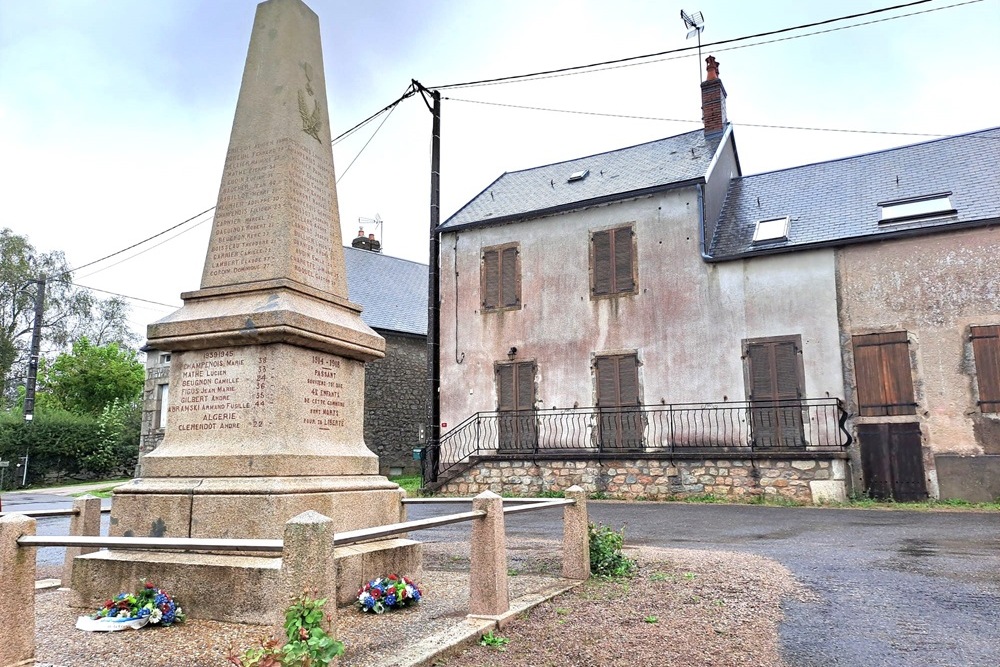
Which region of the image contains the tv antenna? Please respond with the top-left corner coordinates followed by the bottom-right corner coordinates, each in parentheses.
top-left (358, 213), bottom-right (383, 250)
top-left (680, 9), bottom-right (706, 81)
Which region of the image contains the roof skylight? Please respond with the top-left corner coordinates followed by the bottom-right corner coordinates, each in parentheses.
top-left (752, 216), bottom-right (789, 243)
top-left (568, 169), bottom-right (589, 182)
top-left (879, 194), bottom-right (955, 223)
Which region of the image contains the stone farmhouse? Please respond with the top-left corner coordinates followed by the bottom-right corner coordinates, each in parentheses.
top-left (140, 235), bottom-right (427, 477)
top-left (429, 56), bottom-right (1000, 503)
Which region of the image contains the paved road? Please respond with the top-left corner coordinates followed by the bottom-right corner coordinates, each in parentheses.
top-left (2, 492), bottom-right (112, 569)
top-left (407, 501), bottom-right (1000, 667)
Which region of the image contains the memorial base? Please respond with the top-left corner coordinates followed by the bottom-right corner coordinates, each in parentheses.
top-left (70, 538), bottom-right (423, 624)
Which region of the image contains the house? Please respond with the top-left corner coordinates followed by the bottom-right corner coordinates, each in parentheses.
top-left (433, 57), bottom-right (850, 503)
top-left (139, 235), bottom-right (428, 477)
top-left (431, 55), bottom-right (1000, 503)
top-left (710, 127), bottom-right (1000, 501)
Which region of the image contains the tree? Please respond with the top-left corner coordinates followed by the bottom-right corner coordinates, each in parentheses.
top-left (0, 228), bottom-right (138, 404)
top-left (39, 338), bottom-right (144, 417)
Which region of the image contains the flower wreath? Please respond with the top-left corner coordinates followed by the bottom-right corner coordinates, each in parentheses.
top-left (356, 574), bottom-right (422, 614)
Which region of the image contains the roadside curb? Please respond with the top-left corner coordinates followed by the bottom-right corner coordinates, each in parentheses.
top-left (386, 579), bottom-right (583, 667)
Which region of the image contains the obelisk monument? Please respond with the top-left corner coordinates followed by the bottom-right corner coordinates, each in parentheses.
top-left (109, 0), bottom-right (403, 540)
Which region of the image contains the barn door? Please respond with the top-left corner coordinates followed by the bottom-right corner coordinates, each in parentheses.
top-left (744, 337), bottom-right (805, 448)
top-left (496, 361), bottom-right (536, 451)
top-left (596, 354), bottom-right (643, 450)
top-left (857, 422), bottom-right (926, 500)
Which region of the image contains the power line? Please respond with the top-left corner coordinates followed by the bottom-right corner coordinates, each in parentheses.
top-left (443, 96), bottom-right (954, 139)
top-left (77, 215), bottom-right (214, 280)
top-left (429, 0), bottom-right (960, 90)
top-left (336, 85), bottom-right (410, 183)
top-left (333, 86), bottom-right (416, 145)
top-left (54, 279), bottom-right (180, 309)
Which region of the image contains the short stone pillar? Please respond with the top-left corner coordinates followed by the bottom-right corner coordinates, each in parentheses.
top-left (63, 494), bottom-right (102, 585)
top-left (562, 486), bottom-right (590, 580)
top-left (282, 511), bottom-right (338, 635)
top-left (1, 514), bottom-right (36, 667)
top-left (469, 490), bottom-right (509, 616)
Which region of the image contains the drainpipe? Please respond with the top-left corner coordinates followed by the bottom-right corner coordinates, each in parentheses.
top-left (696, 183), bottom-right (713, 262)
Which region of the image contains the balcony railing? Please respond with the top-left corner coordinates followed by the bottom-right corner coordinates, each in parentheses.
top-left (427, 398), bottom-right (850, 484)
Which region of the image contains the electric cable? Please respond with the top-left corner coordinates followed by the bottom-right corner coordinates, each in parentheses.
top-left (336, 84), bottom-right (410, 183)
top-left (52, 279), bottom-right (180, 309)
top-left (77, 215), bottom-right (214, 280)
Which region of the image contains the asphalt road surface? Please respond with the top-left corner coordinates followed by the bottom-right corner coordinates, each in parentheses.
top-left (11, 494), bottom-right (1000, 666)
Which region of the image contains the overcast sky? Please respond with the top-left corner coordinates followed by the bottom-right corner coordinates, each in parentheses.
top-left (1, 0), bottom-right (997, 341)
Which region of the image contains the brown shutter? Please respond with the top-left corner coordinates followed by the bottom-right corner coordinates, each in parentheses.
top-left (773, 341), bottom-right (801, 399)
top-left (595, 356), bottom-right (617, 407)
top-left (853, 334), bottom-right (887, 416)
top-left (972, 325), bottom-right (1000, 412)
top-left (516, 362), bottom-right (534, 410)
top-left (613, 227), bottom-right (634, 292)
top-left (483, 249), bottom-right (500, 309)
top-left (592, 230), bottom-right (612, 295)
top-left (501, 246), bottom-right (519, 307)
top-left (496, 364), bottom-right (515, 411)
top-left (852, 332), bottom-right (915, 417)
top-left (617, 355), bottom-right (640, 405)
top-left (747, 343), bottom-right (773, 401)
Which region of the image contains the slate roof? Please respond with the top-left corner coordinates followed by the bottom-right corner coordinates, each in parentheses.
top-left (343, 246), bottom-right (427, 336)
top-left (441, 129), bottom-right (726, 230)
top-left (709, 127), bottom-right (1000, 260)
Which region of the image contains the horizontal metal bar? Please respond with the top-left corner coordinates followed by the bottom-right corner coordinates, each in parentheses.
top-left (335, 510), bottom-right (486, 546)
top-left (18, 535), bottom-right (284, 552)
top-left (402, 497), bottom-right (566, 504)
top-left (0, 508), bottom-right (111, 519)
top-left (503, 499), bottom-right (574, 515)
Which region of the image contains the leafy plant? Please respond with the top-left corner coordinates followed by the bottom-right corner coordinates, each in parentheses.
top-left (228, 591), bottom-right (344, 666)
top-left (643, 615), bottom-right (659, 623)
top-left (588, 522), bottom-right (637, 578)
top-left (479, 631), bottom-right (510, 651)
top-left (649, 572), bottom-right (671, 582)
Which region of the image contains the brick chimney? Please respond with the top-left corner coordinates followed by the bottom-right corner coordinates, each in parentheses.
top-left (700, 55), bottom-right (727, 137)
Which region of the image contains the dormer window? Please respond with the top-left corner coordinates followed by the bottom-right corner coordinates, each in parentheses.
top-left (752, 216), bottom-right (789, 243)
top-left (879, 193), bottom-right (955, 223)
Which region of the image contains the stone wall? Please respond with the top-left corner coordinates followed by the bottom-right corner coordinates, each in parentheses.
top-left (437, 456), bottom-right (848, 504)
top-left (363, 331), bottom-right (426, 476)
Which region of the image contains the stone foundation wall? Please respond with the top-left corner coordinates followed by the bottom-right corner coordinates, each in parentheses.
top-left (363, 332), bottom-right (426, 476)
top-left (438, 457), bottom-right (848, 504)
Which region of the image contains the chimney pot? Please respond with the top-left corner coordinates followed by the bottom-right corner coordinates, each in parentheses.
top-left (700, 55), bottom-right (727, 137)
top-left (369, 233), bottom-right (375, 240)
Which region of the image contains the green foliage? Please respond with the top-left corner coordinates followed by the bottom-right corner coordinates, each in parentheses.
top-left (389, 474), bottom-right (422, 495)
top-left (588, 522), bottom-right (637, 578)
top-left (229, 592), bottom-right (344, 666)
top-left (479, 631), bottom-right (510, 651)
top-left (643, 615), bottom-right (659, 623)
top-left (40, 338), bottom-right (143, 417)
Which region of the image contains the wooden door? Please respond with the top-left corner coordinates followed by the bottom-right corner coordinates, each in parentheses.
top-left (858, 422), bottom-right (926, 500)
top-left (596, 354), bottom-right (643, 450)
top-left (745, 337), bottom-right (804, 448)
top-left (496, 361), bottom-right (536, 451)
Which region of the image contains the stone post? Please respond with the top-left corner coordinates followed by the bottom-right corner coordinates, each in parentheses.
top-left (1, 514), bottom-right (36, 667)
top-left (63, 494), bottom-right (102, 585)
top-left (469, 490), bottom-right (509, 616)
top-left (282, 511), bottom-right (338, 636)
top-left (562, 485), bottom-right (590, 580)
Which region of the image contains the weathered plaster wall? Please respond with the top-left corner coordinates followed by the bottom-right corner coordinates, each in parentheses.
top-left (439, 188), bottom-right (843, 441)
top-left (437, 456), bottom-right (848, 504)
top-left (837, 226), bottom-right (1000, 494)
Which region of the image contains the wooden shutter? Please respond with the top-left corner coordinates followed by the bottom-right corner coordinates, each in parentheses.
top-left (496, 363), bottom-right (515, 411)
top-left (596, 354), bottom-right (640, 406)
top-left (595, 356), bottom-right (617, 406)
top-left (613, 227), bottom-right (634, 292)
top-left (501, 246), bottom-right (519, 307)
top-left (852, 332), bottom-right (916, 417)
top-left (971, 325), bottom-right (1000, 412)
top-left (746, 339), bottom-right (801, 401)
top-left (483, 249), bottom-right (500, 309)
top-left (592, 230), bottom-right (612, 295)
top-left (516, 362), bottom-right (534, 410)
top-left (618, 354), bottom-right (640, 405)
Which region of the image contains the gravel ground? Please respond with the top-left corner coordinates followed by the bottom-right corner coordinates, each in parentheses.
top-left (33, 541), bottom-right (799, 666)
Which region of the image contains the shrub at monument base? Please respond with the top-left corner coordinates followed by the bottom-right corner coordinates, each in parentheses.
top-left (228, 592), bottom-right (344, 667)
top-left (588, 522), bottom-right (637, 577)
top-left (356, 574), bottom-right (423, 614)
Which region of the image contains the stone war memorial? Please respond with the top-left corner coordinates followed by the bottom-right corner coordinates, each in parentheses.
top-left (71, 0), bottom-right (420, 623)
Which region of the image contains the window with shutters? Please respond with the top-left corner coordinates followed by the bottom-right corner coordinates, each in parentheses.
top-left (590, 225), bottom-right (637, 298)
top-left (852, 331), bottom-right (917, 417)
top-left (495, 361), bottom-right (537, 450)
top-left (481, 243), bottom-right (521, 311)
top-left (742, 336), bottom-right (805, 448)
top-left (594, 353), bottom-right (643, 449)
top-left (971, 325), bottom-right (1000, 413)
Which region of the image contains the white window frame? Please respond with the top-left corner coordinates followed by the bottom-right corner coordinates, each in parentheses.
top-left (752, 216), bottom-right (789, 243)
top-left (878, 194), bottom-right (955, 223)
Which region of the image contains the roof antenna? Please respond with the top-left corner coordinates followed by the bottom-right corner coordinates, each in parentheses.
top-left (680, 9), bottom-right (706, 83)
top-left (358, 214), bottom-right (383, 250)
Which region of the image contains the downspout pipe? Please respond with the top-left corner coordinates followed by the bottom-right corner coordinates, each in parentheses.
top-left (697, 183), bottom-right (712, 262)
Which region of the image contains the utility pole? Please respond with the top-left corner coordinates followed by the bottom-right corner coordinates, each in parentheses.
top-left (414, 80), bottom-right (442, 486)
top-left (23, 275), bottom-right (46, 423)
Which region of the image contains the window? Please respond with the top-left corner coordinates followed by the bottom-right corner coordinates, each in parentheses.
top-left (481, 243), bottom-right (520, 310)
top-left (743, 336), bottom-right (805, 448)
top-left (496, 361), bottom-right (536, 450)
top-left (971, 325), bottom-right (1000, 413)
top-left (852, 332), bottom-right (916, 416)
top-left (591, 226), bottom-right (636, 297)
top-left (752, 216), bottom-right (789, 243)
top-left (154, 383), bottom-right (169, 430)
top-left (879, 194), bottom-right (955, 223)
top-left (595, 353), bottom-right (643, 449)
top-left (159, 353), bottom-right (172, 365)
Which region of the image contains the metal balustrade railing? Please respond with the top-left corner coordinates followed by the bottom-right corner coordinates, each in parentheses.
top-left (428, 398), bottom-right (851, 485)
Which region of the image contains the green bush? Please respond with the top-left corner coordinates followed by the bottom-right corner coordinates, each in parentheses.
top-left (588, 522), bottom-right (637, 577)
